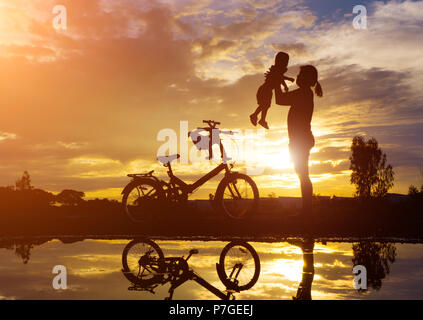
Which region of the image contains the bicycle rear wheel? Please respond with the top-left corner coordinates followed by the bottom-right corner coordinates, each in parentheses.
top-left (215, 173), bottom-right (259, 219)
top-left (122, 239), bottom-right (165, 286)
top-left (217, 241), bottom-right (260, 291)
top-left (122, 178), bottom-right (165, 223)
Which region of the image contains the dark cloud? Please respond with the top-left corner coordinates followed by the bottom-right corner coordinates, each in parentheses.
top-left (271, 42), bottom-right (309, 58)
top-left (317, 64), bottom-right (421, 122)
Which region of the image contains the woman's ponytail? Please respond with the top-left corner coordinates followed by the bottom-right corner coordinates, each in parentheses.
top-left (300, 65), bottom-right (323, 97)
top-left (315, 81), bottom-right (323, 97)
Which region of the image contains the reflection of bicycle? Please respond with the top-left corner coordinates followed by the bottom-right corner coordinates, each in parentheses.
top-left (121, 239), bottom-right (260, 300)
top-left (122, 120), bottom-right (259, 223)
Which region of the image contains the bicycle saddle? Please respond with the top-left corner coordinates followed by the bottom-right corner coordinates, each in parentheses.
top-left (157, 154), bottom-right (180, 165)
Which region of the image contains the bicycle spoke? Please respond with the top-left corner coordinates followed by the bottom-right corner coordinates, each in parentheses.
top-left (224, 246), bottom-right (255, 286)
top-left (220, 174), bottom-right (257, 219)
top-left (126, 243), bottom-right (162, 280)
top-left (140, 187), bottom-right (155, 198)
top-left (124, 181), bottom-right (163, 222)
top-left (139, 267), bottom-right (147, 278)
top-left (232, 181), bottom-right (242, 198)
top-left (136, 266), bottom-right (142, 278)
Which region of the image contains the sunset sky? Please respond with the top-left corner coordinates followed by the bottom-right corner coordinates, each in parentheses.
top-left (1, 0), bottom-right (422, 199)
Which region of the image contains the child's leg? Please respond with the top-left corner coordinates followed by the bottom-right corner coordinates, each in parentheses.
top-left (250, 104), bottom-right (261, 126)
top-left (251, 105), bottom-right (262, 117)
top-left (250, 85), bottom-right (267, 126)
top-left (258, 104), bottom-right (270, 129)
top-left (260, 104), bottom-right (270, 121)
top-left (257, 88), bottom-right (272, 129)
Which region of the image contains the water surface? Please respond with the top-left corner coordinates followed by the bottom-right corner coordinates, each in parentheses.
top-left (1, 238), bottom-right (422, 299)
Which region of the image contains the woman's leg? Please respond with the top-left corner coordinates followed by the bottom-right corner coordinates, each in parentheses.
top-left (298, 162), bottom-right (313, 217)
top-left (291, 146), bottom-right (313, 217)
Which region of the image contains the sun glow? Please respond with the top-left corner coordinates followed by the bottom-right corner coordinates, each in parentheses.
top-left (264, 147), bottom-right (293, 170)
top-left (265, 258), bottom-right (303, 282)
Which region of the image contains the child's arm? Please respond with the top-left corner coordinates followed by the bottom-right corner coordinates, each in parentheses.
top-left (281, 76), bottom-right (294, 92)
top-left (266, 67), bottom-right (294, 92)
top-left (281, 79), bottom-right (289, 93)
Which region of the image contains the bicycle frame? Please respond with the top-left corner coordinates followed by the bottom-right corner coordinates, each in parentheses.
top-left (167, 162), bottom-right (230, 195)
top-left (133, 252), bottom-right (234, 300)
top-left (122, 239), bottom-right (260, 300)
top-left (167, 269), bottom-right (233, 300)
top-left (123, 120), bottom-right (252, 210)
top-left (160, 257), bottom-right (233, 300)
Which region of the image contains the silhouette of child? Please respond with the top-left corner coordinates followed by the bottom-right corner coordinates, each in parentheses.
top-left (250, 52), bottom-right (294, 129)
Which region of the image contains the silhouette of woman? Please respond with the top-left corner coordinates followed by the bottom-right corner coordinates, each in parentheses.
top-left (274, 65), bottom-right (323, 219)
top-left (293, 238), bottom-right (315, 300)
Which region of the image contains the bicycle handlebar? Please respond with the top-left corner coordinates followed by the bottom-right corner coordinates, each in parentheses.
top-left (196, 127), bottom-right (235, 135)
top-left (202, 120), bottom-right (221, 127)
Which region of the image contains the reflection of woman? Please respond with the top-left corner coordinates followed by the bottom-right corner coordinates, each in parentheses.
top-left (292, 239), bottom-right (315, 300)
top-left (274, 66), bottom-right (323, 219)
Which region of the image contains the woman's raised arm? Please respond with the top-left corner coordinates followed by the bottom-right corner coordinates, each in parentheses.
top-left (274, 85), bottom-right (296, 106)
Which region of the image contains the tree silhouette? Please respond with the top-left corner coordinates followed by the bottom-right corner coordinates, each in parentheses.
top-left (56, 189), bottom-right (85, 206)
top-left (14, 243), bottom-right (33, 264)
top-left (408, 185), bottom-right (419, 196)
top-left (408, 184), bottom-right (423, 204)
top-left (408, 184), bottom-right (423, 196)
top-left (349, 136), bottom-right (394, 199)
top-left (0, 239), bottom-right (53, 264)
top-left (30, 188), bottom-right (56, 206)
top-left (15, 171), bottom-right (33, 191)
top-left (352, 242), bottom-right (397, 290)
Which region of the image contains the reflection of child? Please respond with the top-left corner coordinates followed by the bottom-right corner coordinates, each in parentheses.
top-left (250, 52), bottom-right (294, 129)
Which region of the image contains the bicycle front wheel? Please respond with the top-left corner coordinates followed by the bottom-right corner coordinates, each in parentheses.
top-left (217, 241), bottom-right (260, 291)
top-left (215, 173), bottom-right (259, 219)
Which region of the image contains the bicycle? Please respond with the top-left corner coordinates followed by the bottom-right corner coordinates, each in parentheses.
top-left (121, 120), bottom-right (259, 223)
top-left (121, 238), bottom-right (261, 300)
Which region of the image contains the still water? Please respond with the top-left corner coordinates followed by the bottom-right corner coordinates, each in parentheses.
top-left (0, 238), bottom-right (422, 300)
